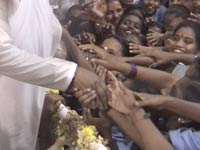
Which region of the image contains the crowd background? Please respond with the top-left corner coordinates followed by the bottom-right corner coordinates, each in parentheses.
top-left (42, 0), bottom-right (200, 150)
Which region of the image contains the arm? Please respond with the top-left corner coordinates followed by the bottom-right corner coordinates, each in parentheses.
top-left (62, 28), bottom-right (94, 71)
top-left (106, 73), bottom-right (172, 150)
top-left (137, 94), bottom-right (200, 124)
top-left (0, 25), bottom-right (77, 91)
top-left (129, 108), bottom-right (172, 150)
top-left (92, 59), bottom-right (178, 91)
top-left (163, 97), bottom-right (200, 123)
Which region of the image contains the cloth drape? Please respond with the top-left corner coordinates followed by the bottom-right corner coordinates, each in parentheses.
top-left (0, 0), bottom-right (77, 150)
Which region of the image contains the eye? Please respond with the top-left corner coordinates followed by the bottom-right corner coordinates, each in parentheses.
top-left (184, 38), bottom-right (193, 44)
top-left (134, 23), bottom-right (140, 29)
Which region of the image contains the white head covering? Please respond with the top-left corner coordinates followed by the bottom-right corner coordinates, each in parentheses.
top-left (9, 0), bottom-right (62, 57)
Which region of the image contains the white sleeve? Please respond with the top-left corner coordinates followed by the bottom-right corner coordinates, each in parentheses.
top-left (0, 17), bottom-right (77, 92)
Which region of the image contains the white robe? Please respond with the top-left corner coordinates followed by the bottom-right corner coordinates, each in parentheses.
top-left (0, 0), bottom-right (77, 149)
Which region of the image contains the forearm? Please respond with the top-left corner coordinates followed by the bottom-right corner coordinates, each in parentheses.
top-left (128, 56), bottom-right (154, 66)
top-left (136, 66), bottom-right (178, 91)
top-left (109, 61), bottom-right (177, 91)
top-left (173, 53), bottom-right (194, 64)
top-left (107, 109), bottom-right (144, 148)
top-left (62, 28), bottom-right (93, 71)
top-left (129, 108), bottom-right (172, 150)
top-left (163, 97), bottom-right (200, 123)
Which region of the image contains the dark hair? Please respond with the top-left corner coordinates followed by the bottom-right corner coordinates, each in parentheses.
top-left (148, 22), bottom-right (165, 33)
top-left (123, 5), bottom-right (144, 19)
top-left (164, 5), bottom-right (190, 24)
top-left (104, 35), bottom-right (129, 56)
top-left (174, 20), bottom-right (200, 52)
top-left (117, 6), bottom-right (145, 34)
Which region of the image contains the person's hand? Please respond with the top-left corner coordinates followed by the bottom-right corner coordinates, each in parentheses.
top-left (95, 22), bottom-right (116, 37)
top-left (79, 44), bottom-right (110, 60)
top-left (146, 31), bottom-right (164, 47)
top-left (71, 67), bottom-right (108, 110)
top-left (145, 17), bottom-right (155, 26)
top-left (129, 42), bottom-right (151, 54)
top-left (135, 95), bottom-right (171, 109)
top-left (44, 94), bottom-right (64, 116)
top-left (73, 32), bottom-right (96, 45)
top-left (131, 49), bottom-right (176, 68)
top-left (188, 13), bottom-right (200, 24)
top-left (74, 88), bottom-right (97, 107)
top-left (83, 108), bottom-right (112, 138)
top-left (106, 71), bottom-right (136, 114)
top-left (95, 65), bottom-right (108, 83)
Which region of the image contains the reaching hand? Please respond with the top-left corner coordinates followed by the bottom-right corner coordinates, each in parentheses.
top-left (146, 31), bottom-right (164, 47)
top-left (95, 22), bottom-right (116, 37)
top-left (106, 71), bottom-right (136, 114)
top-left (94, 65), bottom-right (108, 84)
top-left (71, 67), bottom-right (108, 110)
top-left (131, 49), bottom-right (175, 68)
top-left (134, 93), bottom-right (171, 109)
top-left (188, 13), bottom-right (200, 24)
top-left (79, 44), bottom-right (109, 60)
top-left (73, 32), bottom-right (96, 45)
top-left (74, 88), bottom-right (97, 106)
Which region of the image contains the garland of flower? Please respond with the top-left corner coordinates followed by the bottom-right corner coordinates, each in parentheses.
top-left (46, 89), bottom-right (109, 150)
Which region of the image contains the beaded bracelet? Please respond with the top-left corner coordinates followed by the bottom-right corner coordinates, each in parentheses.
top-left (128, 63), bottom-right (137, 78)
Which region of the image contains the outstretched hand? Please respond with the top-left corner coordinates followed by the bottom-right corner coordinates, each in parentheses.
top-left (106, 71), bottom-right (136, 114)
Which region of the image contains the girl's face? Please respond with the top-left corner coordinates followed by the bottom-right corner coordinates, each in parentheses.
top-left (164, 14), bottom-right (185, 32)
top-left (118, 15), bottom-right (142, 36)
top-left (172, 27), bottom-right (197, 54)
top-left (105, 1), bottom-right (124, 25)
top-left (102, 37), bottom-right (124, 56)
top-left (192, 0), bottom-right (200, 14)
top-left (143, 0), bottom-right (160, 16)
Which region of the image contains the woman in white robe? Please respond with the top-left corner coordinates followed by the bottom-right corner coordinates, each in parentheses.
top-left (0, 0), bottom-right (90, 149)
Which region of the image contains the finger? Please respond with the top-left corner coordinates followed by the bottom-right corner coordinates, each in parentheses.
top-left (118, 81), bottom-right (126, 94)
top-left (79, 91), bottom-right (96, 104)
top-left (74, 88), bottom-right (92, 98)
top-left (107, 71), bottom-right (118, 85)
top-left (91, 59), bottom-right (109, 68)
top-left (86, 108), bottom-right (93, 121)
top-left (95, 82), bottom-right (108, 110)
top-left (148, 39), bottom-right (157, 44)
top-left (90, 100), bottom-right (96, 109)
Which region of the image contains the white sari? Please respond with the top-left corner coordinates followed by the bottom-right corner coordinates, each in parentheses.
top-left (0, 0), bottom-right (77, 149)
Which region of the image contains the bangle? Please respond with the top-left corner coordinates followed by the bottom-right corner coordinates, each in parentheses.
top-left (128, 63), bottom-right (137, 78)
top-left (194, 55), bottom-right (200, 64)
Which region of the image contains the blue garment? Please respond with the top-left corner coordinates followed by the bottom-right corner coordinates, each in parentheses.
top-left (153, 5), bottom-right (167, 25)
top-left (112, 126), bottom-right (136, 150)
top-left (169, 128), bottom-right (200, 150)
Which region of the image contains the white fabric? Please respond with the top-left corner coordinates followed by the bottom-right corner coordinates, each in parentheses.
top-left (172, 62), bottom-right (189, 78)
top-left (50, 0), bottom-right (80, 21)
top-left (0, 0), bottom-right (77, 150)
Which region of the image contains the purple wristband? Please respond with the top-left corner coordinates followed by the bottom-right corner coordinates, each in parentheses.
top-left (128, 63), bottom-right (137, 78)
